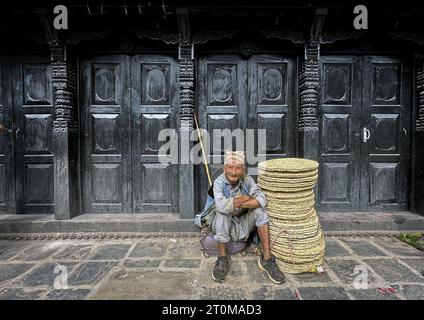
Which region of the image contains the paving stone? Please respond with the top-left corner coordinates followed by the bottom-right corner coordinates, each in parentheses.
top-left (0, 288), bottom-right (46, 300)
top-left (373, 238), bottom-right (424, 257)
top-left (340, 239), bottom-right (387, 257)
top-left (400, 258), bottom-right (424, 277)
top-left (68, 261), bottom-right (118, 285)
top-left (392, 285), bottom-right (424, 300)
top-left (197, 287), bottom-right (247, 300)
top-left (165, 240), bottom-right (202, 259)
top-left (46, 289), bottom-right (91, 300)
top-left (0, 263), bottom-right (34, 283)
top-left (325, 239), bottom-right (351, 257)
top-left (52, 245), bottom-right (93, 260)
top-left (348, 288), bottom-right (400, 300)
top-left (14, 242), bottom-right (65, 261)
top-left (163, 259), bottom-right (201, 269)
top-left (0, 242), bottom-right (31, 261)
top-left (273, 288), bottom-right (298, 300)
top-left (129, 241), bottom-right (167, 258)
top-left (16, 262), bottom-right (77, 287)
top-left (89, 270), bottom-right (194, 299)
top-left (252, 286), bottom-right (273, 300)
top-left (292, 271), bottom-right (333, 284)
top-left (123, 259), bottom-right (162, 268)
top-left (364, 259), bottom-right (424, 283)
top-left (298, 286), bottom-right (350, 300)
top-left (229, 261), bottom-right (244, 278)
top-left (326, 259), bottom-right (379, 287)
top-left (88, 244), bottom-right (132, 260)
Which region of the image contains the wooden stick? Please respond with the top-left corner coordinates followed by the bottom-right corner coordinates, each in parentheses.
top-left (193, 113), bottom-right (212, 187)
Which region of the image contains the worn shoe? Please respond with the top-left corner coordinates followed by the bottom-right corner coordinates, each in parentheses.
top-left (258, 255), bottom-right (286, 284)
top-left (212, 255), bottom-right (231, 283)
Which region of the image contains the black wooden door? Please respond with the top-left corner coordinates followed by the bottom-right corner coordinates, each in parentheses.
top-left (360, 56), bottom-right (410, 210)
top-left (81, 55), bottom-right (132, 213)
top-left (0, 56), bottom-right (15, 213)
top-left (197, 54), bottom-right (297, 210)
top-left (130, 55), bottom-right (178, 213)
top-left (197, 54), bottom-right (247, 211)
top-left (12, 56), bottom-right (54, 213)
top-left (318, 56), bottom-right (411, 211)
top-left (318, 56), bottom-right (362, 211)
top-left (248, 55), bottom-right (297, 162)
top-left (81, 54), bottom-right (178, 213)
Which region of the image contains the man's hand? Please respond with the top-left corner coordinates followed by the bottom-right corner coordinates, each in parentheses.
top-left (233, 195), bottom-right (251, 208)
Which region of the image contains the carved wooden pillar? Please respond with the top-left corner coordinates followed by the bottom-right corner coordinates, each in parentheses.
top-left (413, 54), bottom-right (424, 215)
top-left (36, 9), bottom-right (80, 219)
top-left (298, 41), bottom-right (320, 161)
top-left (416, 56), bottom-right (424, 132)
top-left (178, 41), bottom-right (195, 218)
top-left (50, 41), bottom-right (80, 220)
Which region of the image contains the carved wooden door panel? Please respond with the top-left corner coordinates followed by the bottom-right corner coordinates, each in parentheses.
top-left (130, 55), bottom-right (178, 213)
top-left (0, 56), bottom-right (15, 213)
top-left (197, 55), bottom-right (248, 210)
top-left (360, 56), bottom-right (410, 210)
top-left (12, 56), bottom-right (54, 213)
top-left (318, 56), bottom-right (362, 211)
top-left (197, 54), bottom-right (297, 211)
top-left (318, 56), bottom-right (410, 211)
top-left (248, 54), bottom-right (297, 166)
top-left (81, 55), bottom-right (132, 213)
top-left (81, 55), bottom-right (178, 213)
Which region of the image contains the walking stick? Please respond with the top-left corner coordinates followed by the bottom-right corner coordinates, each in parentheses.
top-left (193, 113), bottom-right (212, 187)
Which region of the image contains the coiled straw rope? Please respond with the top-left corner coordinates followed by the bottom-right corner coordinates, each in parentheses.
top-left (258, 158), bottom-right (325, 274)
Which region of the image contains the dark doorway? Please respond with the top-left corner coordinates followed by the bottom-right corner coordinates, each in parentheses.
top-left (0, 55), bottom-right (54, 214)
top-left (318, 56), bottom-right (411, 211)
top-left (196, 54), bottom-right (298, 211)
top-left (80, 54), bottom-right (179, 213)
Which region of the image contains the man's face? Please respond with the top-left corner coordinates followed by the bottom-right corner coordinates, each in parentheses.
top-left (224, 158), bottom-right (245, 186)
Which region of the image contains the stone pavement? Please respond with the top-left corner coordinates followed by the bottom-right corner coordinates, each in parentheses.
top-left (0, 235), bottom-right (423, 300)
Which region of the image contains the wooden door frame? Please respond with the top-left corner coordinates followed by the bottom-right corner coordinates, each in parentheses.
top-left (0, 55), bottom-right (15, 214)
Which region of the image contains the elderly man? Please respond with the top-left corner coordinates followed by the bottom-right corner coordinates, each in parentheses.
top-left (210, 151), bottom-right (286, 284)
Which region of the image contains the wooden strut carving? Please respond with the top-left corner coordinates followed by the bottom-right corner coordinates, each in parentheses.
top-left (36, 10), bottom-right (77, 133)
top-left (51, 59), bottom-right (77, 133)
top-left (299, 41), bottom-right (320, 132)
top-left (178, 42), bottom-right (195, 130)
top-left (416, 55), bottom-right (424, 131)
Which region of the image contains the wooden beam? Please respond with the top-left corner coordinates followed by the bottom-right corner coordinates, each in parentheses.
top-left (176, 7), bottom-right (190, 42)
top-left (310, 8), bottom-right (328, 42)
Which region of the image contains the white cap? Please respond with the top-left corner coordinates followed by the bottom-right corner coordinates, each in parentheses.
top-left (224, 150), bottom-right (245, 165)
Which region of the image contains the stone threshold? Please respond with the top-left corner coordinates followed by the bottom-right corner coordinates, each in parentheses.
top-left (0, 211), bottom-right (422, 234)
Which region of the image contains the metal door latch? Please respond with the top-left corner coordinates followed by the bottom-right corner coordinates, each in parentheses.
top-left (362, 127), bottom-right (370, 142)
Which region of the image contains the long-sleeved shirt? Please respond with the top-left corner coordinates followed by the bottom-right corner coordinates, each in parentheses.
top-left (213, 173), bottom-right (267, 216)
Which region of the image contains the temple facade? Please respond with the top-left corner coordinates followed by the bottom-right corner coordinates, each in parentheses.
top-left (0, 0), bottom-right (423, 220)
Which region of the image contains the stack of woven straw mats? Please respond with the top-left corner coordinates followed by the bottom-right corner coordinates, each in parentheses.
top-left (257, 158), bottom-right (325, 274)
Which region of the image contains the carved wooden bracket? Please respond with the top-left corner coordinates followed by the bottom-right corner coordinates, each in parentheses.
top-left (34, 7), bottom-right (66, 62)
top-left (310, 8), bottom-right (328, 42)
top-left (177, 7), bottom-right (191, 43)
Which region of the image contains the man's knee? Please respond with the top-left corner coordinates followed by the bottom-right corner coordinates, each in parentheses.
top-left (212, 211), bottom-right (232, 243)
top-left (251, 207), bottom-right (269, 227)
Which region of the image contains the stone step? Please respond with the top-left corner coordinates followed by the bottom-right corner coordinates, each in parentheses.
top-left (318, 211), bottom-right (424, 232)
top-left (0, 212), bottom-right (423, 234)
top-left (0, 214), bottom-right (199, 234)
